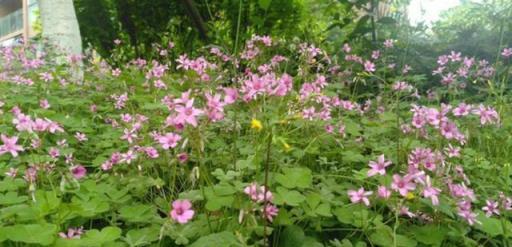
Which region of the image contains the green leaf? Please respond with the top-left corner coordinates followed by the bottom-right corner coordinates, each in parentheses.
top-left (278, 225), bottom-right (305, 247)
top-left (369, 228), bottom-right (393, 247)
top-left (0, 178), bottom-right (26, 192)
top-left (81, 226), bottom-right (122, 246)
top-left (475, 213), bottom-right (504, 237)
top-left (258, 0), bottom-right (272, 10)
top-left (1, 224), bottom-right (58, 246)
top-left (274, 187), bottom-right (305, 206)
top-left (275, 167), bottom-right (312, 189)
top-left (124, 226), bottom-right (160, 246)
top-left (119, 204), bottom-right (156, 223)
top-left (205, 196), bottom-right (234, 211)
top-left (411, 225), bottom-right (447, 246)
top-left (0, 191), bottom-right (28, 205)
top-left (0, 204), bottom-right (37, 221)
top-left (333, 206), bottom-right (353, 224)
top-left (315, 203), bottom-right (332, 217)
top-left (189, 231), bottom-right (242, 247)
top-left (33, 190), bottom-right (61, 216)
top-left (73, 198), bottom-right (110, 217)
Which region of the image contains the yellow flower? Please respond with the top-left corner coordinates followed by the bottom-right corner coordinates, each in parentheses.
top-left (283, 142), bottom-right (291, 152)
top-left (251, 119), bottom-right (263, 131)
top-left (405, 192), bottom-right (415, 200)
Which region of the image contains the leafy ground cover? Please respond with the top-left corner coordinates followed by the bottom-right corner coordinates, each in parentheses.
top-left (0, 37), bottom-right (511, 246)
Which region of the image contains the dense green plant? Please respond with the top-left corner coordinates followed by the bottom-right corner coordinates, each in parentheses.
top-left (0, 34), bottom-right (511, 247)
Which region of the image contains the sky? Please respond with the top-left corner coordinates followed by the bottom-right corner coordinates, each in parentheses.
top-left (407, 0), bottom-right (462, 25)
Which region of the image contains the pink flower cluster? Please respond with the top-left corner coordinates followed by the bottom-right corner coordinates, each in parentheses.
top-left (244, 182), bottom-right (279, 222)
top-left (58, 227), bottom-right (84, 239)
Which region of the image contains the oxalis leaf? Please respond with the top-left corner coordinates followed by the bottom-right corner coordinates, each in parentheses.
top-left (1, 224), bottom-right (58, 246)
top-left (273, 187), bottom-right (305, 206)
top-left (410, 225), bottom-right (447, 246)
top-left (189, 231), bottom-right (242, 247)
top-left (475, 213), bottom-right (504, 237)
top-left (258, 0), bottom-right (272, 10)
top-left (119, 204), bottom-right (156, 223)
top-left (80, 226), bottom-right (122, 246)
top-left (275, 167), bottom-right (312, 189)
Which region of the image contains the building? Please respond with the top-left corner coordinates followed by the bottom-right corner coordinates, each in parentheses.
top-left (0, 0), bottom-right (37, 46)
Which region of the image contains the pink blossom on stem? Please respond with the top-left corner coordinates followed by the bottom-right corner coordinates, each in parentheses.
top-left (170, 199), bottom-right (195, 224)
top-left (391, 174), bottom-right (416, 197)
top-left (482, 200), bottom-right (500, 217)
top-left (367, 154), bottom-right (392, 177)
top-left (377, 186), bottom-right (391, 199)
top-left (502, 48), bottom-right (512, 58)
top-left (174, 99), bottom-right (204, 127)
top-left (75, 132), bottom-right (88, 142)
top-left (347, 187), bottom-right (373, 206)
top-left (263, 204), bottom-right (279, 222)
top-left (364, 60), bottom-right (376, 73)
top-left (422, 176), bottom-right (441, 206)
top-left (157, 132), bottom-right (182, 149)
top-left (70, 165), bottom-right (87, 179)
top-left (0, 134), bottom-right (24, 157)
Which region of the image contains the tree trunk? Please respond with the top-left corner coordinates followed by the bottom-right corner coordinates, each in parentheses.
top-left (38, 0), bottom-right (83, 81)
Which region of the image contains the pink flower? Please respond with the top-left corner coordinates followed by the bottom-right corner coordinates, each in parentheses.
top-left (157, 133), bottom-right (182, 149)
top-left (244, 183), bottom-right (273, 203)
top-left (347, 187), bottom-right (373, 206)
top-left (112, 68), bottom-right (121, 77)
top-left (342, 43), bottom-right (351, 53)
top-left (422, 176), bottom-right (441, 206)
top-left (70, 165), bottom-right (87, 179)
top-left (120, 113), bottom-right (132, 123)
top-left (263, 204), bottom-right (279, 222)
top-left (377, 186), bottom-right (391, 199)
top-left (49, 147), bottom-right (60, 159)
top-left (364, 60), bottom-right (376, 73)
top-left (177, 152), bottom-right (189, 164)
top-left (121, 150), bottom-right (137, 164)
top-left (223, 88), bottom-right (238, 104)
top-left (121, 128), bottom-right (137, 144)
top-left (0, 135), bottom-right (24, 157)
top-left (367, 154), bottom-right (392, 177)
top-left (383, 39), bottom-right (394, 48)
top-left (75, 132), bottom-right (88, 142)
top-left (472, 104), bottom-right (499, 125)
top-left (392, 81), bottom-right (412, 92)
top-left (399, 206), bottom-right (416, 218)
top-left (170, 199), bottom-right (195, 224)
top-left (502, 48), bottom-right (512, 58)
top-left (444, 144), bottom-right (461, 158)
top-left (144, 147), bottom-right (159, 159)
top-left (371, 50), bottom-right (380, 60)
top-left (5, 167), bottom-right (18, 177)
top-left (391, 174), bottom-right (416, 196)
top-left (12, 113), bottom-right (33, 132)
top-left (39, 72), bottom-right (53, 82)
top-left (482, 200), bottom-right (500, 217)
top-left (458, 209), bottom-right (479, 225)
top-left (39, 99), bottom-right (50, 109)
top-left (174, 99), bottom-right (204, 127)
top-left (452, 103), bottom-right (471, 117)
top-left (32, 118), bottom-right (48, 132)
top-left (59, 227), bottom-right (84, 239)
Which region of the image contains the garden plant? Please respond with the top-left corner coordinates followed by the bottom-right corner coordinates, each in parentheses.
top-left (0, 32), bottom-right (511, 247)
